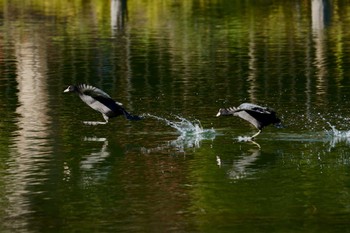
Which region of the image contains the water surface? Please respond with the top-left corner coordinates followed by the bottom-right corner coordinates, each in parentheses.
top-left (1, 0), bottom-right (350, 232)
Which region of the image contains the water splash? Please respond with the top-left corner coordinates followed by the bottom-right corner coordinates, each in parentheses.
top-left (325, 122), bottom-right (350, 147)
top-left (143, 113), bottom-right (216, 150)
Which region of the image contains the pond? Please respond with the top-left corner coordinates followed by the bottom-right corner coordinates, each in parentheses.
top-left (1, 0), bottom-right (350, 232)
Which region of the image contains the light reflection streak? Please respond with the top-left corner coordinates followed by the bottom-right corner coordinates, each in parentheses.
top-left (311, 0), bottom-right (331, 98)
top-left (247, 24), bottom-right (258, 103)
top-left (6, 33), bottom-right (51, 229)
top-left (110, 0), bottom-right (135, 126)
top-left (111, 0), bottom-right (127, 33)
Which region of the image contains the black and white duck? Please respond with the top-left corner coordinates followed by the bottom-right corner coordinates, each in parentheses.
top-left (64, 84), bottom-right (142, 124)
top-left (216, 103), bottom-right (282, 139)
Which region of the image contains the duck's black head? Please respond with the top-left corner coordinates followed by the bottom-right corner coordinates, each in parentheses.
top-left (63, 85), bottom-right (78, 93)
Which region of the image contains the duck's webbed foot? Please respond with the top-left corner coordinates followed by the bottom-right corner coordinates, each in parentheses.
top-left (250, 130), bottom-right (262, 140)
top-left (102, 114), bottom-right (109, 123)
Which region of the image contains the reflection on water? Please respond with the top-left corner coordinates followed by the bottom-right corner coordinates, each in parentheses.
top-left (312, 0), bottom-right (330, 98)
top-left (2, 0), bottom-right (350, 232)
top-left (81, 137), bottom-right (109, 170)
top-left (111, 0), bottom-right (127, 32)
top-left (79, 137), bottom-right (111, 184)
top-left (311, 0), bottom-right (331, 31)
top-left (247, 26), bottom-right (258, 103)
top-left (6, 29), bottom-right (51, 229)
top-left (217, 148), bottom-right (261, 180)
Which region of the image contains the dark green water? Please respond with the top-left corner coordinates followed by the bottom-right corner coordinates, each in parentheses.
top-left (1, 0), bottom-right (350, 232)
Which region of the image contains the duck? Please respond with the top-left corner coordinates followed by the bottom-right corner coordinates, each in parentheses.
top-left (64, 84), bottom-right (142, 124)
top-left (216, 103), bottom-right (282, 139)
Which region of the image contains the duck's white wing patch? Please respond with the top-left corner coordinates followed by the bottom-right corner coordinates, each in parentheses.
top-left (79, 94), bottom-right (112, 114)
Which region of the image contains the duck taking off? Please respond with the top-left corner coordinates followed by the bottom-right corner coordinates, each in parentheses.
top-left (216, 103), bottom-right (282, 139)
top-left (64, 84), bottom-right (142, 124)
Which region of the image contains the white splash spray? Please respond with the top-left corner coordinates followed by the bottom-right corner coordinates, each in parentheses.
top-left (325, 122), bottom-right (350, 147)
top-left (143, 113), bottom-right (216, 150)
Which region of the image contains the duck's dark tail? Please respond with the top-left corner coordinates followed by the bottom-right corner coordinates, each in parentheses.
top-left (123, 110), bottom-right (143, 121)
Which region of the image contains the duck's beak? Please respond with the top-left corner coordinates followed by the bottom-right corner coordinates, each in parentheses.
top-left (216, 111), bottom-right (221, 117)
top-left (63, 87), bottom-right (70, 93)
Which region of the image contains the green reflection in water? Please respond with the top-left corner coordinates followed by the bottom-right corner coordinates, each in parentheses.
top-left (1, 0), bottom-right (350, 232)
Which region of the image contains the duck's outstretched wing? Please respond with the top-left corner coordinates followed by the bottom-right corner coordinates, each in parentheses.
top-left (77, 84), bottom-right (112, 99)
top-left (83, 91), bottom-right (142, 120)
top-left (234, 104), bottom-right (280, 129)
top-left (236, 103), bottom-right (275, 115)
top-left (77, 84), bottom-right (142, 121)
top-left (75, 84), bottom-right (123, 116)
